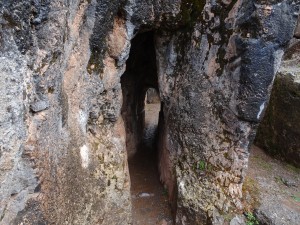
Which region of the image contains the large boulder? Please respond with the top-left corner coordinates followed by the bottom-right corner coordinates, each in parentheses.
top-left (255, 44), bottom-right (300, 168)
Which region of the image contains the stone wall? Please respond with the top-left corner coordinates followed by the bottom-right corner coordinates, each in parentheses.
top-left (155, 2), bottom-right (299, 223)
top-left (0, 0), bottom-right (299, 224)
top-left (0, 1), bottom-right (132, 224)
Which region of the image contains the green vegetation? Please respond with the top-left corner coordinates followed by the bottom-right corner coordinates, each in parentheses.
top-left (197, 160), bottom-right (206, 171)
top-left (292, 194), bottom-right (300, 202)
top-left (192, 160), bottom-right (214, 174)
top-left (245, 212), bottom-right (259, 225)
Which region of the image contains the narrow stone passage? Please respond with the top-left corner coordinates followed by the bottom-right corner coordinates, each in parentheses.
top-left (129, 103), bottom-right (173, 225)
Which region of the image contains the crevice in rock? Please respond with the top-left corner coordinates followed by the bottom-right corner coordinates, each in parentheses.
top-left (121, 31), bottom-right (173, 224)
top-left (121, 31), bottom-right (159, 158)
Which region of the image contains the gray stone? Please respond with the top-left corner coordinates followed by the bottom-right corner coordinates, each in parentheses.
top-left (230, 215), bottom-right (246, 225)
top-left (294, 15), bottom-right (300, 38)
top-left (255, 197), bottom-right (300, 225)
top-left (30, 99), bottom-right (50, 112)
top-left (255, 54), bottom-right (300, 168)
top-left (0, 0), bottom-right (299, 224)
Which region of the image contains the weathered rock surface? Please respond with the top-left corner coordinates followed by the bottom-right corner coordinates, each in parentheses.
top-left (255, 71), bottom-right (300, 167)
top-left (295, 14), bottom-right (300, 38)
top-left (155, 2), bottom-right (299, 224)
top-left (255, 30), bottom-right (300, 168)
top-left (0, 0), bottom-right (299, 224)
top-left (1, 1), bottom-right (131, 224)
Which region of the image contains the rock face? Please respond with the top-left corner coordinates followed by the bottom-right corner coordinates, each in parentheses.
top-left (255, 32), bottom-right (300, 168)
top-left (0, 0), bottom-right (299, 224)
top-left (0, 1), bottom-right (131, 224)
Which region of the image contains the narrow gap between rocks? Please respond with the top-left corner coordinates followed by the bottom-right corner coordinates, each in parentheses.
top-left (121, 32), bottom-right (173, 225)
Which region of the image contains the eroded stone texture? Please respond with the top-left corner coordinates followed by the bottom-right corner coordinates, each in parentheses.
top-left (1, 0), bottom-right (131, 224)
top-left (295, 14), bottom-right (300, 37)
top-left (155, 1), bottom-right (299, 224)
top-left (255, 36), bottom-right (300, 168)
top-left (0, 0), bottom-right (299, 224)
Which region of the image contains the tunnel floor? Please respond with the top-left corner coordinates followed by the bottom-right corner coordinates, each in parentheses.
top-left (129, 103), bottom-right (173, 225)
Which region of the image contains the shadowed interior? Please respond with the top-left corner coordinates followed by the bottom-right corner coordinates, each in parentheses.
top-left (121, 32), bottom-right (174, 224)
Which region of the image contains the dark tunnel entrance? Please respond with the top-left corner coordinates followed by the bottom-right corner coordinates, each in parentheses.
top-left (121, 32), bottom-right (173, 224)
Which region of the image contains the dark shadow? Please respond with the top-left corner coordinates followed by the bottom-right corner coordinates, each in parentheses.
top-left (121, 32), bottom-right (173, 224)
top-left (121, 31), bottom-right (159, 157)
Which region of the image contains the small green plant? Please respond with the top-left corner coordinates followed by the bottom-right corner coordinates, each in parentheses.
top-left (292, 194), bottom-right (300, 202)
top-left (245, 212), bottom-right (259, 225)
top-left (197, 160), bottom-right (206, 171)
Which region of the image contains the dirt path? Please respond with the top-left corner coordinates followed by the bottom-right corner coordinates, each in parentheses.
top-left (245, 145), bottom-right (300, 224)
top-left (129, 103), bottom-right (173, 225)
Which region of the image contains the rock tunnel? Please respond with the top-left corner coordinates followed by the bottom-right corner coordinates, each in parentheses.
top-left (121, 32), bottom-right (175, 223)
top-left (121, 32), bottom-right (160, 158)
top-left (0, 1), bottom-right (299, 225)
